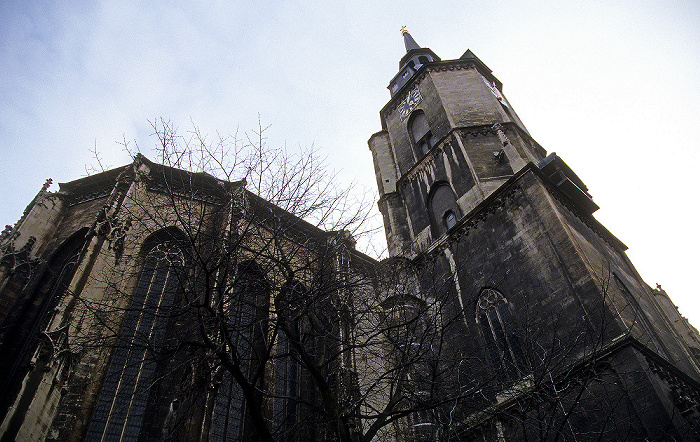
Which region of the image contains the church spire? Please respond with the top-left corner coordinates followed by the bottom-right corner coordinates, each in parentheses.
top-left (389, 29), bottom-right (441, 96)
top-left (401, 27), bottom-right (420, 52)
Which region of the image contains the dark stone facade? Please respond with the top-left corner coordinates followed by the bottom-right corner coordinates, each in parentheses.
top-left (369, 32), bottom-right (700, 440)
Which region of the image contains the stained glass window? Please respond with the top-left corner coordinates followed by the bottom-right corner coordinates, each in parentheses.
top-left (86, 242), bottom-right (184, 441)
top-left (210, 262), bottom-right (270, 441)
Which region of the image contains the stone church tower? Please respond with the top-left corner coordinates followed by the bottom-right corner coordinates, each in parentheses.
top-left (368, 31), bottom-right (700, 439)
top-left (1, 31), bottom-right (700, 441)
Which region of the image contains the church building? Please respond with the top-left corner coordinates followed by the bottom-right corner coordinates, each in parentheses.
top-left (0, 32), bottom-right (699, 441)
top-left (368, 31), bottom-right (700, 440)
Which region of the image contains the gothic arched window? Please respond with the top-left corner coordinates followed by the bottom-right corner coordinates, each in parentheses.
top-left (86, 241), bottom-right (185, 441)
top-left (476, 289), bottom-right (527, 382)
top-left (0, 228), bottom-right (86, 422)
top-left (407, 111), bottom-right (434, 157)
top-left (271, 280), bottom-right (312, 438)
top-left (427, 183), bottom-right (461, 238)
top-left (210, 261), bottom-right (270, 441)
top-left (273, 329), bottom-right (299, 438)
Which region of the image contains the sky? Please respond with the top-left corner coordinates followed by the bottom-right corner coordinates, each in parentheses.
top-left (1, 1), bottom-right (699, 325)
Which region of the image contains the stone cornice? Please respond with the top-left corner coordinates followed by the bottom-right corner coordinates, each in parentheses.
top-left (417, 177), bottom-right (524, 260)
top-left (532, 166), bottom-right (626, 251)
top-left (396, 133), bottom-right (454, 189)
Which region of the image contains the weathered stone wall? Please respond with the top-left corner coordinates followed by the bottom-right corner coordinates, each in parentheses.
top-left (405, 168), bottom-right (700, 437)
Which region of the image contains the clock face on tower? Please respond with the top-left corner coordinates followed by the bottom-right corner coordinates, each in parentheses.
top-left (398, 88), bottom-right (423, 121)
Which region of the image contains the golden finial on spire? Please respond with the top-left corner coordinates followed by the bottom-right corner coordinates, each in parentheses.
top-left (400, 26), bottom-right (408, 35)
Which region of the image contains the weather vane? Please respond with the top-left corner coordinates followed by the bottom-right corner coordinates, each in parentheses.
top-left (400, 26), bottom-right (408, 35)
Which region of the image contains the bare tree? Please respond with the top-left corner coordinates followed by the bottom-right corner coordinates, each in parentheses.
top-left (3, 119), bottom-right (700, 442)
top-left (7, 119), bottom-right (472, 442)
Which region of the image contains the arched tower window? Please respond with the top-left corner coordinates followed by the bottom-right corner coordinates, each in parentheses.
top-left (407, 111), bottom-right (434, 157)
top-left (427, 183), bottom-right (461, 238)
top-left (86, 241), bottom-right (185, 441)
top-left (476, 289), bottom-right (527, 382)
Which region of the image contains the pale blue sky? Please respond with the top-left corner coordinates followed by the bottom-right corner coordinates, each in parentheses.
top-left (1, 0), bottom-right (699, 323)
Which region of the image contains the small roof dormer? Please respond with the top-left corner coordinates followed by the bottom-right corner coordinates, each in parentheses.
top-left (388, 29), bottom-right (440, 97)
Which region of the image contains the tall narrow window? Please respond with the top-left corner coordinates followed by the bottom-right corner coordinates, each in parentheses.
top-left (476, 289), bottom-right (527, 382)
top-left (273, 331), bottom-right (298, 439)
top-left (408, 111), bottom-right (434, 157)
top-left (210, 261), bottom-right (270, 441)
top-left (210, 366), bottom-right (246, 442)
top-left (271, 281), bottom-right (309, 439)
top-left (86, 242), bottom-right (184, 441)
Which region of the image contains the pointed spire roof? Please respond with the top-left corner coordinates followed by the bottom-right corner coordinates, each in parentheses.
top-left (402, 28), bottom-right (420, 52)
top-left (389, 30), bottom-right (441, 96)
top-left (397, 29), bottom-right (440, 69)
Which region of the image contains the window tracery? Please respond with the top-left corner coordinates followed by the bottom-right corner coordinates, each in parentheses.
top-left (86, 241), bottom-right (185, 441)
top-left (210, 261), bottom-right (270, 441)
top-left (476, 289), bottom-right (527, 382)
